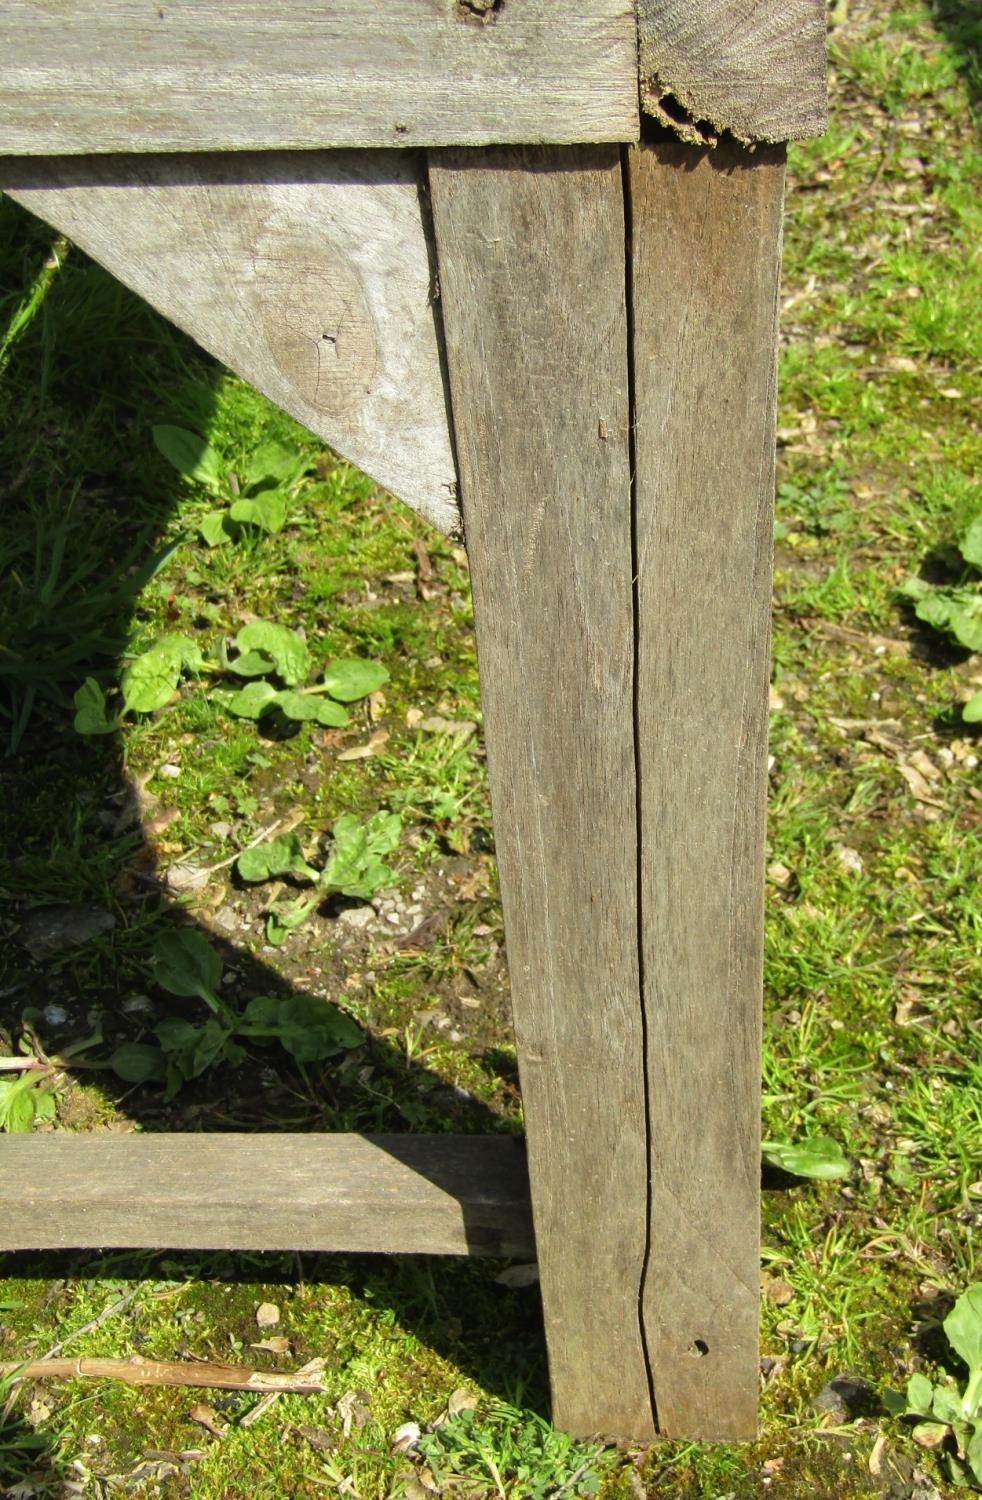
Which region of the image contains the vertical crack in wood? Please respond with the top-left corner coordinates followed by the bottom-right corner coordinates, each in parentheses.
top-left (418, 154), bottom-right (465, 542)
top-left (621, 143), bottom-right (660, 1438)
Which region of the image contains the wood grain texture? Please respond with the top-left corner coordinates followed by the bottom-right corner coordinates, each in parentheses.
top-left (637, 0), bottom-right (827, 143)
top-left (0, 153), bottom-right (460, 535)
top-left (0, 0), bottom-right (639, 155)
top-left (628, 137), bottom-right (785, 1440)
top-left (0, 1134), bottom-right (534, 1256)
top-left (429, 148), bottom-right (654, 1440)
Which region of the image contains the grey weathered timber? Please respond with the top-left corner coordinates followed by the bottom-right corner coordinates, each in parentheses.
top-left (0, 1134), bottom-right (534, 1256)
top-left (0, 0), bottom-right (638, 156)
top-left (0, 152), bottom-right (459, 535)
top-left (628, 137), bottom-right (786, 1440)
top-left (637, 0), bottom-right (827, 143)
top-left (429, 148), bottom-right (654, 1441)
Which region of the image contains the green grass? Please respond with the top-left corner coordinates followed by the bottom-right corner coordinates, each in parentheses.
top-left (1, 0), bottom-right (981, 1493)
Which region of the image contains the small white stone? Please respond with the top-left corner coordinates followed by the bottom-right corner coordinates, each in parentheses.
top-left (338, 906), bottom-right (374, 931)
top-left (121, 994), bottom-right (154, 1017)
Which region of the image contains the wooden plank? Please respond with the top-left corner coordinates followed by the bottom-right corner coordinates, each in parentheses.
top-left (0, 153), bottom-right (460, 535)
top-left (0, 0), bottom-right (639, 156)
top-left (637, 0), bottom-right (827, 143)
top-left (628, 137), bottom-right (785, 1440)
top-left (429, 148), bottom-right (655, 1440)
top-left (0, 1134), bottom-right (534, 1257)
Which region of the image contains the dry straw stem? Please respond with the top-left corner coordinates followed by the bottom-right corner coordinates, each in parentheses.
top-left (0, 1356), bottom-right (328, 1393)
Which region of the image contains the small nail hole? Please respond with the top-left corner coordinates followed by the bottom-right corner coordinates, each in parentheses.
top-left (687, 1338), bottom-right (710, 1358)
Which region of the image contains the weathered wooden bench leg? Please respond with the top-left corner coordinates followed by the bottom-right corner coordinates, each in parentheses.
top-left (429, 146), bottom-right (654, 1441)
top-left (431, 138), bottom-right (783, 1441)
top-left (628, 138), bottom-right (785, 1441)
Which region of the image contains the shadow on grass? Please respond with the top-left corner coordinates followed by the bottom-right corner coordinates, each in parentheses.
top-left (0, 193), bottom-right (546, 1443)
top-left (927, 0), bottom-right (982, 120)
top-left (1, 1377), bottom-right (66, 1498)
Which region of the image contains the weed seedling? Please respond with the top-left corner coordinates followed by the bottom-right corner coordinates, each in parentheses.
top-left (109, 928), bottom-right (363, 1099)
top-left (153, 423), bottom-right (310, 542)
top-left (901, 511), bottom-right (982, 720)
top-left (886, 1284), bottom-right (982, 1489)
top-left (74, 616), bottom-right (388, 737)
top-left (236, 810), bottom-right (401, 943)
top-left (761, 1135), bottom-right (850, 1180)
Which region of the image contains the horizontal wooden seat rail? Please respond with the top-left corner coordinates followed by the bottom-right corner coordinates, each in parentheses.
top-left (0, 0), bottom-right (826, 156)
top-left (0, 1134), bottom-right (535, 1258)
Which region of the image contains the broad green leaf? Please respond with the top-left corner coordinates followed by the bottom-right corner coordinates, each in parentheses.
top-left (321, 812), bottom-right (400, 898)
top-left (904, 583), bottom-right (982, 653)
top-left (949, 599), bottom-right (982, 653)
top-left (323, 819), bottom-right (368, 884)
top-left (0, 1079), bottom-right (38, 1132)
top-left (109, 1043), bottom-right (167, 1085)
top-left (960, 516), bottom-right (982, 571)
top-left (121, 637), bottom-right (199, 715)
top-left (73, 677), bottom-right (118, 735)
top-left (199, 510), bottom-right (234, 547)
top-left (271, 691), bottom-right (348, 727)
top-left (32, 1089), bottom-right (56, 1124)
top-left (155, 1018), bottom-right (200, 1053)
top-left (218, 681), bottom-right (280, 719)
top-left (236, 833), bottom-right (318, 884)
top-left (265, 913), bottom-right (289, 945)
top-left (1, 1087), bottom-right (36, 1133)
top-left (121, 651), bottom-right (181, 714)
top-left (321, 659), bottom-right (389, 702)
top-left (948, 1452), bottom-right (972, 1488)
top-left (945, 1286), bottom-right (982, 1382)
top-left (913, 589), bottom-right (962, 634)
top-left (226, 651), bottom-right (278, 680)
top-left (881, 1388), bottom-right (907, 1417)
top-left (223, 1037), bottom-right (246, 1068)
top-left (952, 1417), bottom-right (974, 1463)
top-left (907, 1371), bottom-right (935, 1414)
top-left (153, 929), bottom-right (223, 1007)
top-left (154, 633), bottom-right (204, 673)
top-left (152, 424), bottom-right (225, 492)
top-left (339, 857), bottom-right (394, 901)
top-left (229, 492), bottom-right (287, 534)
top-left (364, 810), bottom-right (402, 854)
top-left (760, 1135), bottom-right (849, 1180)
top-left (315, 698), bottom-right (350, 727)
top-left (266, 896), bottom-right (317, 944)
top-left (241, 439), bottom-right (306, 490)
top-left (190, 1020), bottom-right (233, 1078)
top-left (963, 692), bottom-right (982, 724)
top-left (933, 1382), bottom-right (965, 1425)
top-left (274, 690), bottom-right (325, 722)
top-left (235, 622), bottom-right (311, 685)
top-left (967, 1426), bottom-right (982, 1486)
top-left (243, 996), bottom-right (280, 1027)
top-left (155, 1019), bottom-right (197, 1046)
top-left (274, 995), bottom-right (363, 1062)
